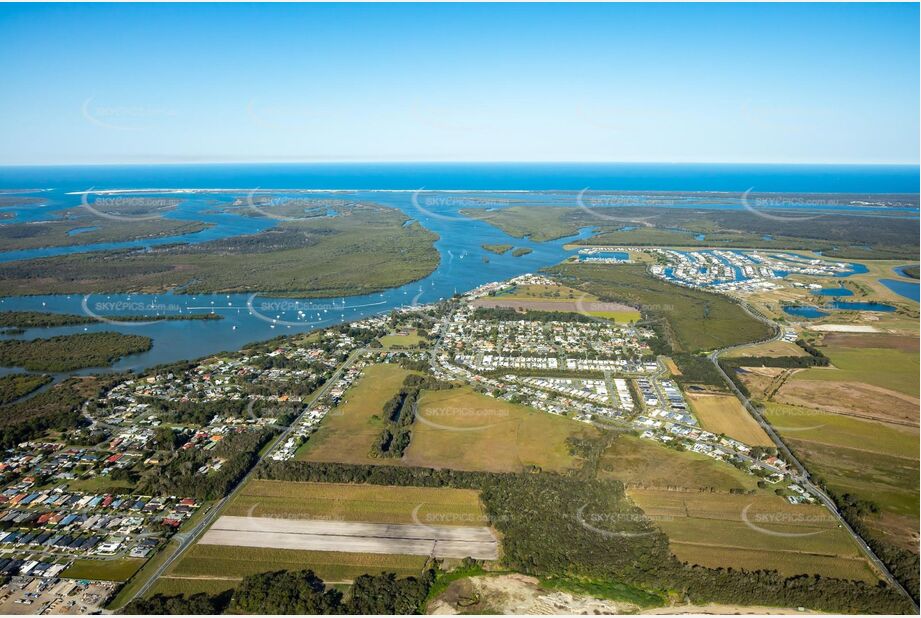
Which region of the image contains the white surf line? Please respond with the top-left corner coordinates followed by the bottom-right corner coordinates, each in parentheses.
top-left (66, 188), bottom-right (536, 196)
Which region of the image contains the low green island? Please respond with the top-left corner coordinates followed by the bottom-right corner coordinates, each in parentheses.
top-left (0, 202), bottom-right (440, 298)
top-left (0, 332), bottom-right (153, 371)
top-left (482, 243), bottom-right (513, 254)
top-left (0, 311), bottom-right (222, 328)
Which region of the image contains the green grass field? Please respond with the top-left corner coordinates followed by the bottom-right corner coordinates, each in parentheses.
top-left (793, 345), bottom-right (919, 397)
top-left (599, 434), bottom-right (760, 492)
top-left (764, 403), bottom-right (919, 518)
top-left (224, 479), bottom-right (485, 525)
top-left (147, 577), bottom-right (238, 599)
top-left (404, 387), bottom-right (596, 473)
top-left (379, 333), bottom-right (426, 348)
top-left (61, 557), bottom-right (145, 582)
top-left (164, 545), bottom-right (427, 586)
top-left (763, 403), bottom-right (918, 455)
top-left (298, 363), bottom-right (415, 464)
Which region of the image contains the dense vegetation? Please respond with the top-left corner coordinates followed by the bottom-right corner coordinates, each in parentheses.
top-left (464, 204), bottom-right (919, 259)
top-left (669, 353), bottom-right (727, 389)
top-left (481, 243), bottom-right (512, 254)
top-left (138, 429), bottom-right (275, 500)
top-left (123, 568), bottom-right (435, 615)
top-left (120, 592), bottom-right (229, 615)
top-left (0, 203), bottom-right (440, 297)
top-left (0, 373), bottom-right (52, 405)
top-left (373, 374), bottom-right (452, 458)
top-left (0, 332), bottom-right (152, 371)
top-left (549, 263), bottom-right (773, 352)
top-left (0, 311), bottom-right (221, 328)
top-left (901, 265), bottom-right (919, 279)
top-left (0, 377), bottom-right (112, 449)
top-left (257, 460), bottom-right (912, 613)
top-left (0, 216), bottom-right (207, 251)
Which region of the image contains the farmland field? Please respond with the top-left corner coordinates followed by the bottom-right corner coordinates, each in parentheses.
top-left (629, 489), bottom-right (878, 583)
top-left (685, 393), bottom-right (773, 446)
top-left (148, 576), bottom-right (238, 599)
top-left (224, 479), bottom-right (485, 525)
top-left (792, 345), bottom-right (919, 397)
top-left (404, 387), bottom-right (597, 473)
top-left (773, 379), bottom-right (919, 426)
top-left (764, 401), bottom-right (919, 558)
top-left (598, 434), bottom-right (759, 492)
top-left (159, 544), bottom-right (427, 589)
top-left (297, 363), bottom-right (414, 464)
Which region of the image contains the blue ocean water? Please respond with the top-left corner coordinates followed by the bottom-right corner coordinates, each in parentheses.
top-left (2, 162), bottom-right (919, 192)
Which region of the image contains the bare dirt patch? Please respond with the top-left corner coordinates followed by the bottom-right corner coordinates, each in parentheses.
top-left (427, 574), bottom-right (638, 615)
top-left (821, 332), bottom-right (919, 352)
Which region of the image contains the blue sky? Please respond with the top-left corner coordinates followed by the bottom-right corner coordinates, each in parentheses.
top-left (0, 3), bottom-right (918, 165)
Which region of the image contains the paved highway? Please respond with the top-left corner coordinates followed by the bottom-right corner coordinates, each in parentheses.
top-left (710, 297), bottom-right (918, 612)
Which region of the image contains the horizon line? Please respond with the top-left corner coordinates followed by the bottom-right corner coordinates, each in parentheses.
top-left (1, 160), bottom-right (919, 168)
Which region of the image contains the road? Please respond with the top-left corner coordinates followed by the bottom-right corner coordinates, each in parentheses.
top-left (120, 347), bottom-right (366, 606)
top-left (710, 296), bottom-right (918, 611)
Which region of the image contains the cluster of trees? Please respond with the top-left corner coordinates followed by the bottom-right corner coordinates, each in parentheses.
top-left (122, 568), bottom-right (435, 615)
top-left (820, 483), bottom-right (919, 604)
top-left (670, 353), bottom-right (727, 389)
top-left (0, 310), bottom-right (222, 329)
top-left (120, 592), bottom-right (229, 615)
top-left (795, 339), bottom-right (831, 365)
top-left (139, 397), bottom-right (248, 426)
top-left (0, 332), bottom-right (152, 372)
top-left (139, 429), bottom-right (274, 500)
top-left (0, 373), bottom-right (51, 405)
top-left (233, 569), bottom-right (434, 614)
top-left (372, 374), bottom-right (452, 458)
top-left (0, 377), bottom-right (103, 449)
top-left (257, 459), bottom-right (913, 614)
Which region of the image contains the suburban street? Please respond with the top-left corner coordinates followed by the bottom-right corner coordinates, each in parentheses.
top-left (120, 347), bottom-right (366, 607)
